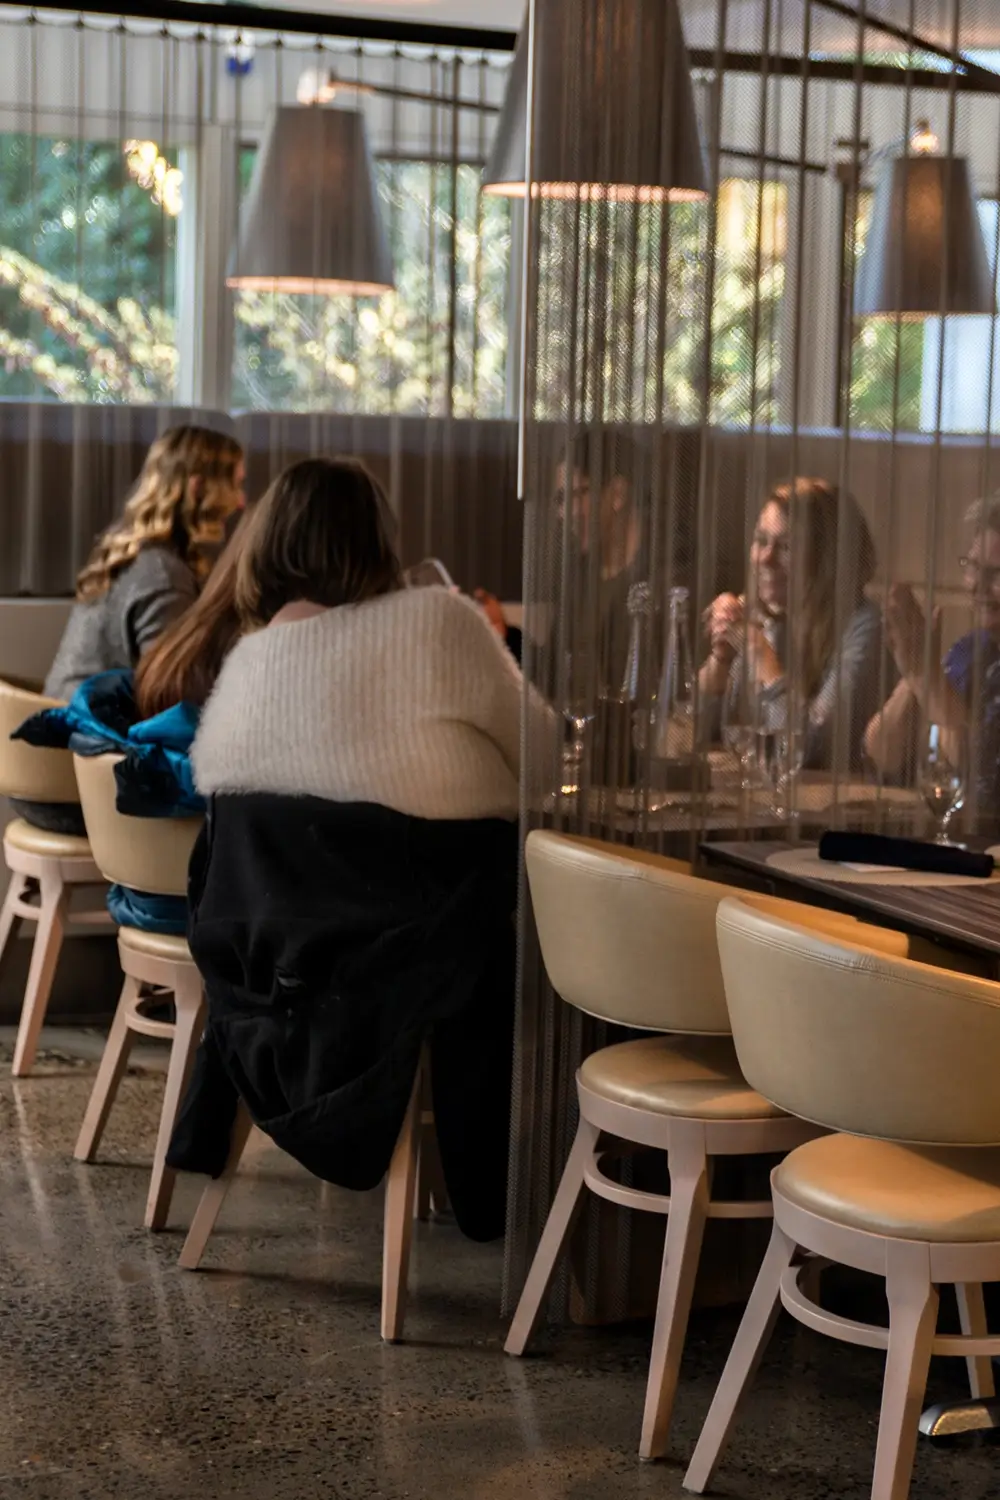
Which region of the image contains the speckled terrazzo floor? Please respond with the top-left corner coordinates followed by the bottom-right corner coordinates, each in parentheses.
top-left (1, 1035), bottom-right (998, 1500)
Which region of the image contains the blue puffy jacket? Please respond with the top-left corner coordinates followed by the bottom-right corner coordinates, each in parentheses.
top-left (14, 670), bottom-right (201, 934)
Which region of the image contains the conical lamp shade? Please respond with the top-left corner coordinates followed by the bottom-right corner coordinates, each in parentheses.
top-left (483, 0), bottom-right (706, 202)
top-left (855, 154), bottom-right (995, 318)
top-left (228, 106), bottom-right (394, 296)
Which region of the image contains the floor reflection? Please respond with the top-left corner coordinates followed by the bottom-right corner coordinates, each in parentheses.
top-left (0, 1049), bottom-right (997, 1499)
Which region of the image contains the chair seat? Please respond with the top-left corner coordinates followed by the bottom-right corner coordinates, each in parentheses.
top-left (579, 1035), bottom-right (786, 1121)
top-left (4, 817), bottom-right (92, 861)
top-left (119, 927), bottom-right (193, 964)
top-left (776, 1133), bottom-right (1000, 1243)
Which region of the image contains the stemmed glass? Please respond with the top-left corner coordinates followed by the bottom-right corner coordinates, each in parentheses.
top-left (919, 723), bottom-right (966, 844)
top-left (758, 721), bottom-right (806, 822)
top-left (721, 698), bottom-right (759, 796)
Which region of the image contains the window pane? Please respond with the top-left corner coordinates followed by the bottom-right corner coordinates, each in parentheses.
top-left (847, 188), bottom-right (924, 431)
top-left (0, 132), bottom-right (179, 402)
top-left (847, 190), bottom-right (1000, 434)
top-left (532, 177), bottom-right (786, 427)
top-left (231, 155), bottom-right (511, 416)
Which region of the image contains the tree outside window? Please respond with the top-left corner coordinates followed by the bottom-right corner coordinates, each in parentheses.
top-left (231, 152), bottom-right (512, 416)
top-left (0, 132), bottom-right (178, 402)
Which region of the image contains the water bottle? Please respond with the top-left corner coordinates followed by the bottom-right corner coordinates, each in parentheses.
top-left (654, 587), bottom-right (695, 761)
top-left (595, 580), bottom-right (651, 788)
top-left (621, 581), bottom-right (654, 700)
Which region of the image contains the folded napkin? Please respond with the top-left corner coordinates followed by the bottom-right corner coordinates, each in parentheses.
top-left (818, 831), bottom-right (994, 879)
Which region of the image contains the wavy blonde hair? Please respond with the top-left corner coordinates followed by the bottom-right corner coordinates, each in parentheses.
top-left (76, 425), bottom-right (244, 603)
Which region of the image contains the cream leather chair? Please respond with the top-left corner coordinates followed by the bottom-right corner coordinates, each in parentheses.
top-left (0, 679), bottom-right (110, 1075)
top-left (72, 753), bottom-right (204, 1231)
top-left (684, 896), bottom-right (1000, 1500)
top-left (506, 831), bottom-right (923, 1461)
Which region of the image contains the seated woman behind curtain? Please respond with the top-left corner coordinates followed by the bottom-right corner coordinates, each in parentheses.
top-left (16, 426), bottom-right (245, 835)
top-left (699, 477), bottom-right (890, 771)
top-left (863, 497), bottom-right (1000, 827)
top-left (170, 456), bottom-right (549, 1243)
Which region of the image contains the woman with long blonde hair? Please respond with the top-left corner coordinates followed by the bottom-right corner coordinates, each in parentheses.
top-left (699, 477), bottom-right (889, 770)
top-left (44, 424), bottom-right (245, 702)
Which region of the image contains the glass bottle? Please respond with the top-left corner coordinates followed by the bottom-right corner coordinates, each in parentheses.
top-left (621, 581), bottom-right (654, 701)
top-left (654, 586), bottom-right (695, 759)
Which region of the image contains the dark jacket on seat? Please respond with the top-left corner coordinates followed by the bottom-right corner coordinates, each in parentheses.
top-left (168, 794), bottom-right (518, 1243)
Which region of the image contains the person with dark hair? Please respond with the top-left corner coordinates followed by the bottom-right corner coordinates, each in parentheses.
top-left (700, 477), bottom-right (890, 771)
top-left (864, 496), bottom-right (1000, 823)
top-left (170, 456), bottom-right (550, 1243)
top-left (482, 432), bottom-right (677, 702)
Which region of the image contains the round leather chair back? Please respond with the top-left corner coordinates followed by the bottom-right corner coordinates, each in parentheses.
top-left (73, 753), bottom-right (202, 897)
top-left (525, 831), bottom-right (945, 1036)
top-left (716, 894), bottom-right (1000, 1147)
top-left (0, 679), bottom-right (79, 804)
top-left (525, 831), bottom-right (740, 1033)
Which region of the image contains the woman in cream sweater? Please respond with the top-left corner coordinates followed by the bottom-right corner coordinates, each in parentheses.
top-left (174, 457), bottom-right (548, 1244)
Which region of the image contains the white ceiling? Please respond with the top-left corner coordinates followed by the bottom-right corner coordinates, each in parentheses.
top-left (269, 0), bottom-right (524, 30)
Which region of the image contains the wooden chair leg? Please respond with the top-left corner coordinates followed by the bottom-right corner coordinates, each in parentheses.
top-left (145, 971), bottom-right (205, 1232)
top-left (415, 1116), bottom-right (449, 1223)
top-left (639, 1129), bottom-right (712, 1461)
top-left (683, 1223), bottom-right (798, 1495)
top-left (871, 1245), bottom-right (938, 1500)
top-left (12, 871), bottom-right (68, 1078)
top-left (74, 976), bottom-right (140, 1162)
top-left (956, 1283), bottom-right (995, 1400)
top-left (504, 1115), bottom-right (601, 1357)
top-left (0, 871), bottom-right (27, 976)
top-left (381, 1071), bottom-right (422, 1343)
top-left (178, 1102), bottom-right (254, 1270)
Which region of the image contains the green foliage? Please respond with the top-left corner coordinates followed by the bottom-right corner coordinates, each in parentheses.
top-left (532, 180), bottom-right (786, 427)
top-left (0, 132), bottom-right (177, 402)
top-left (231, 160), bottom-right (512, 416)
top-left (848, 318), bottom-right (924, 431)
top-left (846, 188), bottom-right (925, 431)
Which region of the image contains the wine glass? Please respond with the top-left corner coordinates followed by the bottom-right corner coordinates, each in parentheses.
top-left (757, 718), bottom-right (806, 821)
top-left (919, 723), bottom-right (966, 844)
top-left (721, 697), bottom-right (759, 793)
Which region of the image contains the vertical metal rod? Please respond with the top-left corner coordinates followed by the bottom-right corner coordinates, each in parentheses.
top-left (516, 0), bottom-right (539, 498)
top-left (446, 55), bottom-right (460, 418)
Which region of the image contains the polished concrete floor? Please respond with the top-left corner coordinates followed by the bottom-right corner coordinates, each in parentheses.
top-left (1, 1034), bottom-right (998, 1500)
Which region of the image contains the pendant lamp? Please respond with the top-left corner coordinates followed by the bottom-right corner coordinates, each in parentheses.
top-left (228, 106), bottom-right (394, 296)
top-left (855, 121), bottom-right (994, 319)
top-left (483, 0), bottom-right (707, 203)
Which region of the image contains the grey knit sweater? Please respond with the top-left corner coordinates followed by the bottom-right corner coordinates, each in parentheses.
top-left (44, 546), bottom-right (198, 702)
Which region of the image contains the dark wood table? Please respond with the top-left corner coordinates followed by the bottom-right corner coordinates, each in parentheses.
top-left (700, 839), bottom-right (1000, 968)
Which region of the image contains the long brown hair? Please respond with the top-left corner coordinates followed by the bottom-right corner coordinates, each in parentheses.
top-left (236, 457), bottom-right (401, 628)
top-left (134, 512), bottom-right (251, 718)
top-left (77, 425), bottom-right (244, 602)
top-left (764, 478), bottom-right (876, 698)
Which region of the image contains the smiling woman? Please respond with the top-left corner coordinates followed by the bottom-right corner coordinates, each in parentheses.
top-left (699, 478), bottom-right (888, 772)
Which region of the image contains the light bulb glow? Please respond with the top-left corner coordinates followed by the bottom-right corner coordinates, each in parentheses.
top-left (910, 119), bottom-right (940, 156)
